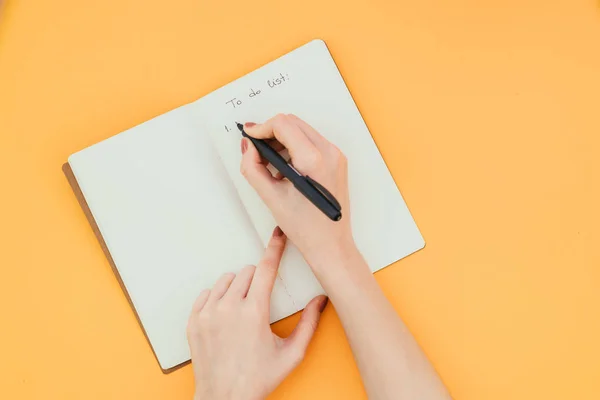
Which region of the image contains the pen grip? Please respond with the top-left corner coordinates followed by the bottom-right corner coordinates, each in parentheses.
top-left (244, 134), bottom-right (341, 221)
top-left (246, 136), bottom-right (299, 177)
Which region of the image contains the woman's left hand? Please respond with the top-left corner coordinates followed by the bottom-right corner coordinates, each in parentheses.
top-left (187, 227), bottom-right (328, 400)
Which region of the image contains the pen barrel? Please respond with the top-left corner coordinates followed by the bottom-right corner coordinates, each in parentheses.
top-left (245, 134), bottom-right (341, 222)
top-left (293, 179), bottom-right (342, 221)
top-left (247, 136), bottom-right (298, 176)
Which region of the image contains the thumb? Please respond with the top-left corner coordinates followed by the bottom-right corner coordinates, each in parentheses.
top-left (284, 295), bottom-right (328, 366)
top-left (240, 137), bottom-right (280, 202)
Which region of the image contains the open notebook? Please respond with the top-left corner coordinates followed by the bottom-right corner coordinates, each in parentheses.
top-left (66, 39), bottom-right (425, 371)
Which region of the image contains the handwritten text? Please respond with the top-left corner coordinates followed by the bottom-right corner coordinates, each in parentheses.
top-left (225, 73), bottom-right (290, 110)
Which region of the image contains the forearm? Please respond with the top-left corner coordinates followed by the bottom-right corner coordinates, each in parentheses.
top-left (309, 245), bottom-right (451, 400)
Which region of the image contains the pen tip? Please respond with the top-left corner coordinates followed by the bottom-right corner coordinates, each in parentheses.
top-left (236, 122), bottom-right (244, 131)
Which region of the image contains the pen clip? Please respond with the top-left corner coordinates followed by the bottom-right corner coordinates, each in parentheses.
top-left (305, 176), bottom-right (342, 211)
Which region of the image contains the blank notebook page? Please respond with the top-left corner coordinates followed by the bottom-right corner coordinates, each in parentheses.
top-left (68, 105), bottom-right (295, 370)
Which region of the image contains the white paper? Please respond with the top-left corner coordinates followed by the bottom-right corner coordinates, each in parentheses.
top-left (198, 40), bottom-right (425, 307)
top-left (68, 39), bottom-right (425, 371)
top-left (69, 104), bottom-right (295, 370)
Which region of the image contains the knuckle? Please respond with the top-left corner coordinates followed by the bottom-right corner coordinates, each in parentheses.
top-left (261, 249), bottom-right (281, 268)
top-left (272, 113), bottom-right (290, 129)
top-left (340, 153), bottom-right (348, 165)
top-left (243, 265), bottom-right (257, 278)
top-left (263, 250), bottom-right (283, 268)
top-left (297, 149), bottom-right (322, 170)
top-left (273, 113), bottom-right (288, 123)
top-left (329, 146), bottom-right (347, 167)
top-left (329, 144), bottom-right (343, 158)
top-left (243, 264), bottom-right (256, 273)
top-left (246, 300), bottom-right (264, 318)
top-left (196, 289), bottom-right (210, 303)
top-left (196, 310), bottom-right (211, 326)
top-left (261, 258), bottom-right (278, 272)
top-left (220, 272), bottom-right (236, 282)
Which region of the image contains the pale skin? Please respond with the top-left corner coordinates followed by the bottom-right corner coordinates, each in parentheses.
top-left (187, 114), bottom-right (452, 400)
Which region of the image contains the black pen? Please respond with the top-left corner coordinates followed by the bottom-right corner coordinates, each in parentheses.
top-left (236, 122), bottom-right (342, 221)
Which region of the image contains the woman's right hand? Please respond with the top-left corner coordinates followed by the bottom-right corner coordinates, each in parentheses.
top-left (240, 114), bottom-right (452, 400)
top-left (240, 114), bottom-right (356, 272)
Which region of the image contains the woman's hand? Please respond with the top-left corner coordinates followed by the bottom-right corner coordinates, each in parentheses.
top-left (239, 115), bottom-right (452, 400)
top-left (187, 227), bottom-right (328, 400)
top-left (240, 114), bottom-right (356, 272)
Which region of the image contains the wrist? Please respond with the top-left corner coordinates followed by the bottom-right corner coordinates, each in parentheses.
top-left (305, 238), bottom-right (368, 280)
top-left (310, 245), bottom-right (381, 314)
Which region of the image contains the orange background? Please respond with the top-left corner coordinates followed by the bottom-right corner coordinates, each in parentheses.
top-left (1, 0), bottom-right (599, 399)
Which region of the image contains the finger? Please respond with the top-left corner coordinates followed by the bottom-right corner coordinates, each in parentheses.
top-left (284, 295), bottom-right (328, 365)
top-left (286, 114), bottom-right (331, 151)
top-left (241, 138), bottom-right (282, 203)
top-left (266, 139), bottom-right (285, 152)
top-left (207, 272), bottom-right (236, 303)
top-left (224, 265), bottom-right (256, 300)
top-left (248, 227), bottom-right (287, 303)
top-left (263, 145), bottom-right (288, 176)
top-left (191, 289), bottom-right (211, 314)
top-left (244, 115), bottom-right (320, 170)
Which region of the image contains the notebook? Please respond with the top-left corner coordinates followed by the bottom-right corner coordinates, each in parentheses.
top-left (65, 39), bottom-right (425, 372)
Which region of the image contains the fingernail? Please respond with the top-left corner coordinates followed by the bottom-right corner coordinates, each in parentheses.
top-left (319, 297), bottom-right (329, 313)
top-left (241, 138), bottom-right (248, 154)
top-left (273, 226), bottom-right (284, 237)
top-left (245, 122), bottom-right (256, 128)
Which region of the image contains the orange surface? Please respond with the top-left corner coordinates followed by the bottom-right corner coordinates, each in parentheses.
top-left (1, 0), bottom-right (599, 398)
